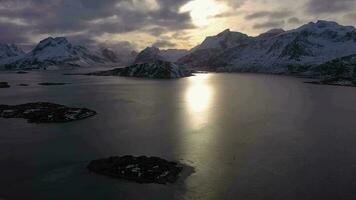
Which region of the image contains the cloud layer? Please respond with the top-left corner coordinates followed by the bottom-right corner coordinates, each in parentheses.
top-left (0, 0), bottom-right (355, 51)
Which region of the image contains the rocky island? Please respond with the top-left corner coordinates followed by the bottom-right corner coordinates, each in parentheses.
top-left (88, 60), bottom-right (192, 79)
top-left (0, 102), bottom-right (96, 123)
top-left (88, 155), bottom-right (184, 184)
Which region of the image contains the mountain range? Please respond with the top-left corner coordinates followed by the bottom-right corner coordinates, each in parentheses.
top-left (0, 37), bottom-right (137, 70)
top-left (178, 20), bottom-right (356, 76)
top-left (1, 20), bottom-right (356, 77)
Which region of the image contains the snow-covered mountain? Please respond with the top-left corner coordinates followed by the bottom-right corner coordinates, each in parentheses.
top-left (192, 29), bottom-right (251, 51)
top-left (134, 46), bottom-right (188, 64)
top-left (179, 20), bottom-right (356, 75)
top-left (1, 37), bottom-right (109, 69)
top-left (178, 29), bottom-right (252, 68)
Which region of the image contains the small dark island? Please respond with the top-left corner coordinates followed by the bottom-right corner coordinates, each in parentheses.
top-left (0, 102), bottom-right (96, 123)
top-left (18, 84), bottom-right (29, 86)
top-left (88, 155), bottom-right (184, 184)
top-left (0, 82), bottom-right (10, 88)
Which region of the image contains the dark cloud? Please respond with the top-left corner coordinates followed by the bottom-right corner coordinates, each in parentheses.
top-left (0, 22), bottom-right (31, 44)
top-left (146, 27), bottom-right (167, 36)
top-left (0, 0), bottom-right (194, 48)
top-left (305, 0), bottom-right (356, 14)
top-left (253, 20), bottom-right (285, 29)
top-left (245, 10), bottom-right (291, 20)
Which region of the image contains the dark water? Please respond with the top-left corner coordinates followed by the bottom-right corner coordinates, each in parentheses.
top-left (1, 71), bottom-right (356, 200)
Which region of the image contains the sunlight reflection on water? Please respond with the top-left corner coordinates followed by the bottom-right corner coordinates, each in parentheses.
top-left (185, 74), bottom-right (213, 113)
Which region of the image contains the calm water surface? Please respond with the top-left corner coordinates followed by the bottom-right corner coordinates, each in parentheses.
top-left (1, 71), bottom-right (356, 200)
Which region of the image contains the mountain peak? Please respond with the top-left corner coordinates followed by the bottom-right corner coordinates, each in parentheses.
top-left (34, 36), bottom-right (71, 52)
top-left (218, 29), bottom-right (231, 36)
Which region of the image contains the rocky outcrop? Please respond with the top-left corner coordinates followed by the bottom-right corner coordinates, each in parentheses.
top-left (0, 102), bottom-right (96, 123)
top-left (87, 155), bottom-right (183, 184)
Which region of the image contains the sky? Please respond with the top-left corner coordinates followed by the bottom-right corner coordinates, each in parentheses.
top-left (0, 0), bottom-right (356, 52)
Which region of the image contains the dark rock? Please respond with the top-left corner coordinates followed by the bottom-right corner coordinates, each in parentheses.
top-left (16, 71), bottom-right (28, 74)
top-left (88, 156), bottom-right (184, 184)
top-left (0, 82), bottom-right (10, 88)
top-left (18, 84), bottom-right (29, 86)
top-left (0, 102), bottom-right (96, 123)
top-left (38, 82), bottom-right (70, 86)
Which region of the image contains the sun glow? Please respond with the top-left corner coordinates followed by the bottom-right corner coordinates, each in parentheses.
top-left (180, 0), bottom-right (229, 26)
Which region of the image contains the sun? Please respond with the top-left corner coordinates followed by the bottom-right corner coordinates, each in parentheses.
top-left (180, 0), bottom-right (229, 27)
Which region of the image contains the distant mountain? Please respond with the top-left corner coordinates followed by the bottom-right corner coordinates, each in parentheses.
top-left (100, 48), bottom-right (137, 67)
top-left (179, 20), bottom-right (356, 75)
top-left (1, 37), bottom-right (110, 69)
top-left (0, 37), bottom-right (137, 70)
top-left (101, 48), bottom-right (120, 63)
top-left (89, 59), bottom-right (192, 79)
top-left (134, 46), bottom-right (188, 64)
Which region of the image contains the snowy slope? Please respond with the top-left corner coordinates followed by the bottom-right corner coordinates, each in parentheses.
top-left (0, 44), bottom-right (25, 67)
